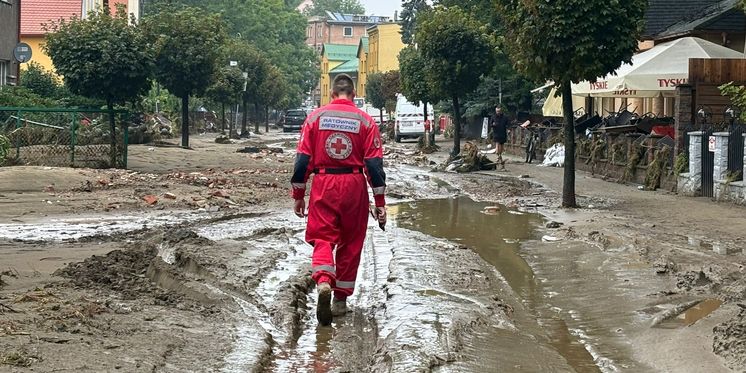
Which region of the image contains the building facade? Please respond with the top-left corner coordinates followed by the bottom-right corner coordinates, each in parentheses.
top-left (641, 0), bottom-right (746, 52)
top-left (356, 37), bottom-right (369, 98)
top-left (319, 44), bottom-right (358, 106)
top-left (306, 12), bottom-right (390, 53)
top-left (0, 0), bottom-right (21, 87)
top-left (82, 0), bottom-right (140, 20)
top-left (366, 23), bottom-right (405, 74)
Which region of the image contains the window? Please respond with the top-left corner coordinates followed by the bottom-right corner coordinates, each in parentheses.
top-left (0, 61), bottom-right (7, 87)
top-left (344, 27), bottom-right (353, 37)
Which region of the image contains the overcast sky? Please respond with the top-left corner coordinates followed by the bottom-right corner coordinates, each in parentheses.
top-left (361, 0), bottom-right (402, 17)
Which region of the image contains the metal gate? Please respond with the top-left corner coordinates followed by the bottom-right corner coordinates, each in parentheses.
top-left (701, 128), bottom-right (715, 198)
top-left (727, 123), bottom-right (745, 180)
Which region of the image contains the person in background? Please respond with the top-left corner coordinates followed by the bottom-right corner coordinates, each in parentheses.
top-left (489, 106), bottom-right (509, 170)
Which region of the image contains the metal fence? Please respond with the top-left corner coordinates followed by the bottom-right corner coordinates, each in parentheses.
top-left (0, 107), bottom-right (130, 169)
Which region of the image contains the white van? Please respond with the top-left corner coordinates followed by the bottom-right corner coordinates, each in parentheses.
top-left (394, 95), bottom-right (435, 142)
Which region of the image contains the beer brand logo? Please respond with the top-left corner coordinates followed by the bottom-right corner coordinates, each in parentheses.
top-left (325, 133), bottom-right (353, 160)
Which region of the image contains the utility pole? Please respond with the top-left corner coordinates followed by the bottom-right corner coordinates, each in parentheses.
top-left (499, 78), bottom-right (503, 105)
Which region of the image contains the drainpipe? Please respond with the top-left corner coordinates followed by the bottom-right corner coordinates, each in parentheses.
top-left (16, 0), bottom-right (21, 85)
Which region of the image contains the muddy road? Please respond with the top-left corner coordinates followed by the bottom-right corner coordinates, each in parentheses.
top-left (1, 134), bottom-right (745, 372)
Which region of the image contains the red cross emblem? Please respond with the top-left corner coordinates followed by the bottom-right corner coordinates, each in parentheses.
top-left (325, 133), bottom-right (353, 160)
top-left (330, 138), bottom-right (348, 154)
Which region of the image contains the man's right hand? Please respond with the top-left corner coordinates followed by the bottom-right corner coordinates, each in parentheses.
top-left (294, 199), bottom-right (306, 218)
top-left (375, 206), bottom-right (387, 227)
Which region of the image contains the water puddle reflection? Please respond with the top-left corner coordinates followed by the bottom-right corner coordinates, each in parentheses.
top-left (394, 197), bottom-right (606, 372)
top-left (656, 299), bottom-right (723, 329)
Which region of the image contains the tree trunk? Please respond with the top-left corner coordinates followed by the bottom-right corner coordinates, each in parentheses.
top-left (265, 106), bottom-right (270, 133)
top-left (230, 103), bottom-right (236, 138)
top-left (221, 103), bottom-right (226, 134)
top-left (254, 103), bottom-right (260, 134)
top-left (451, 95), bottom-right (462, 157)
top-left (561, 81), bottom-right (577, 208)
top-left (379, 109), bottom-right (384, 126)
top-left (181, 95), bottom-right (189, 148)
top-left (241, 97), bottom-right (248, 137)
top-left (107, 100), bottom-right (116, 167)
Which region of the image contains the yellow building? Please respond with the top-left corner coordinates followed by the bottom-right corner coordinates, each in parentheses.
top-left (366, 23), bottom-right (405, 74)
top-left (319, 44), bottom-right (358, 105)
top-left (356, 37), bottom-right (369, 98)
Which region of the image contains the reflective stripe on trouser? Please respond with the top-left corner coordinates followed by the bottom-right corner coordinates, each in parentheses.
top-left (307, 173), bottom-right (368, 298)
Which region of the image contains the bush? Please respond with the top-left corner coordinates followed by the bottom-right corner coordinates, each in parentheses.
top-left (20, 62), bottom-right (62, 98)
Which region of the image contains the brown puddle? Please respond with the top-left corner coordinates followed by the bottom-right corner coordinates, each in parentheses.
top-left (395, 197), bottom-right (603, 372)
top-left (657, 299), bottom-right (723, 329)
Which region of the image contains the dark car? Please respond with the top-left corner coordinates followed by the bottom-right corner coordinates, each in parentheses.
top-left (282, 109), bottom-right (307, 132)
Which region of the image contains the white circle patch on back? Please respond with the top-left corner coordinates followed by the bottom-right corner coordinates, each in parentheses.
top-left (325, 133), bottom-right (353, 160)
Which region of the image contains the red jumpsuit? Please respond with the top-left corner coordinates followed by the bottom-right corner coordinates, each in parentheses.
top-left (291, 98), bottom-right (386, 300)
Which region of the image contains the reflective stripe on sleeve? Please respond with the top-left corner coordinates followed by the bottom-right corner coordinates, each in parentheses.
top-left (372, 186), bottom-right (386, 195)
top-left (335, 280), bottom-right (355, 289)
top-left (292, 183), bottom-right (306, 189)
top-left (312, 265), bottom-right (336, 275)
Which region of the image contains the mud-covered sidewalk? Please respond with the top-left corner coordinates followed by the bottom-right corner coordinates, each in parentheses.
top-left (1, 133), bottom-right (745, 372)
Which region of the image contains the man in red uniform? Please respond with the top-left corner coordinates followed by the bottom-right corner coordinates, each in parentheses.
top-left (291, 74), bottom-right (387, 326)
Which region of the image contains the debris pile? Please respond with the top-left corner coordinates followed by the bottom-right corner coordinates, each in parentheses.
top-left (443, 142), bottom-right (496, 172)
top-left (540, 144), bottom-right (565, 167)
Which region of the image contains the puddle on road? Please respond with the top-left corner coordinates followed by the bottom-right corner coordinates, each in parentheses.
top-left (395, 197), bottom-right (606, 373)
top-left (0, 212), bottom-right (203, 242)
top-left (656, 299), bottom-right (723, 329)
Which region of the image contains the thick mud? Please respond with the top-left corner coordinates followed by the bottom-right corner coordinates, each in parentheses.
top-left (2, 161), bottom-right (743, 372)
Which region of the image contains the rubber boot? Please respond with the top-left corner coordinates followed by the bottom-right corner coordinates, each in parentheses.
top-left (317, 282), bottom-right (332, 326)
top-left (331, 298), bottom-right (347, 317)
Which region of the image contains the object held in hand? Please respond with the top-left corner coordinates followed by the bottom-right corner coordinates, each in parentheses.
top-left (369, 205), bottom-right (386, 231)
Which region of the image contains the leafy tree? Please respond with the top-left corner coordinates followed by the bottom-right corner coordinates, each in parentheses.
top-left (366, 72), bottom-right (386, 124)
top-left (205, 67), bottom-right (245, 135)
top-left (399, 46), bottom-right (440, 124)
top-left (20, 62), bottom-right (61, 98)
top-left (382, 70), bottom-right (401, 117)
top-left (44, 7), bottom-right (154, 164)
top-left (400, 0), bottom-right (430, 45)
top-left (143, 6), bottom-right (226, 147)
top-left (495, 0), bottom-right (647, 207)
top-left (223, 40), bottom-right (272, 135)
top-left (259, 65), bottom-right (289, 132)
top-left (304, 0), bottom-right (365, 16)
top-left (144, 0), bottom-right (318, 109)
top-left (417, 7), bottom-right (494, 157)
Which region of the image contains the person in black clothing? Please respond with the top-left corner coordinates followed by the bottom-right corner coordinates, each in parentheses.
top-left (489, 106), bottom-right (509, 169)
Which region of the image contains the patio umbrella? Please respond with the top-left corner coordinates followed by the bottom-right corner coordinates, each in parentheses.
top-left (572, 37), bottom-right (745, 98)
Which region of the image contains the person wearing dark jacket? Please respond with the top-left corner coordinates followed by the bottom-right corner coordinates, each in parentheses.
top-left (489, 106), bottom-right (509, 169)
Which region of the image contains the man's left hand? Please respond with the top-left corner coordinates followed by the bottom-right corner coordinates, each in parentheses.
top-left (294, 199), bottom-right (306, 218)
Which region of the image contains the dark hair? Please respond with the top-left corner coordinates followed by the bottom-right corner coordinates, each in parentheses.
top-left (332, 74), bottom-right (355, 96)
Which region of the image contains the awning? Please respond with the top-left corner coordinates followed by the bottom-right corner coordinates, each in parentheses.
top-left (542, 87), bottom-right (585, 117)
top-left (572, 37), bottom-right (745, 98)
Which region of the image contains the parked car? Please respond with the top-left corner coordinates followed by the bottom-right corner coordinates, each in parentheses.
top-left (394, 95), bottom-right (435, 142)
top-left (282, 109), bottom-right (308, 132)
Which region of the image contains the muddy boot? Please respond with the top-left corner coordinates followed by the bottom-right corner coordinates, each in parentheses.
top-left (331, 298), bottom-right (347, 317)
top-left (316, 282), bottom-right (333, 326)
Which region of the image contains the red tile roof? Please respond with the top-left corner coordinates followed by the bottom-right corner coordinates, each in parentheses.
top-left (21, 0), bottom-right (82, 36)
